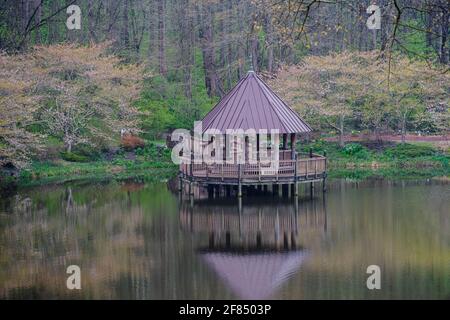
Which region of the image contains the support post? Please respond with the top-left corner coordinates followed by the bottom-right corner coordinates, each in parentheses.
top-left (323, 150), bottom-right (327, 193)
top-left (294, 152), bottom-right (298, 196)
top-left (208, 185), bottom-right (214, 198)
top-left (238, 197), bottom-right (243, 238)
top-left (238, 164), bottom-right (242, 197)
top-left (256, 134), bottom-right (260, 161)
top-left (281, 184), bottom-right (287, 197)
top-left (273, 184), bottom-right (279, 196)
top-left (290, 133), bottom-right (297, 159)
top-left (294, 195), bottom-right (299, 234)
top-left (209, 232), bottom-right (215, 249)
top-left (189, 146), bottom-right (194, 197)
top-left (282, 134), bottom-right (288, 150)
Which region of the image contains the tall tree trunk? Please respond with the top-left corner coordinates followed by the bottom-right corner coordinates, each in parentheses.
top-left (87, 0), bottom-right (96, 42)
top-left (200, 4), bottom-right (218, 97)
top-left (380, 0), bottom-right (392, 56)
top-left (251, 35), bottom-right (259, 72)
top-left (48, 0), bottom-right (59, 43)
top-left (122, 0), bottom-right (130, 50)
top-left (225, 0), bottom-right (233, 90)
top-left (357, 3), bottom-right (365, 51)
top-left (177, 0), bottom-right (193, 98)
top-left (439, 2), bottom-right (449, 64)
top-left (401, 112), bottom-right (406, 143)
top-left (107, 0), bottom-right (120, 41)
top-left (265, 10), bottom-right (274, 73)
top-left (237, 2), bottom-right (245, 79)
top-left (158, 0), bottom-right (167, 76)
top-left (21, 0), bottom-right (29, 48)
top-left (339, 115), bottom-right (345, 147)
top-left (65, 0), bottom-right (74, 42)
top-left (426, 1), bottom-right (434, 49)
top-left (147, 0), bottom-right (155, 62)
top-left (33, 0), bottom-right (42, 44)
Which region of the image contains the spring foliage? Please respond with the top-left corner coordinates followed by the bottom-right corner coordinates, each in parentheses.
top-left (0, 43), bottom-right (146, 168)
top-left (270, 52), bottom-right (449, 139)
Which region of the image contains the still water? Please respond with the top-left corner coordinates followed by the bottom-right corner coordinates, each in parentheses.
top-left (0, 179), bottom-right (448, 299)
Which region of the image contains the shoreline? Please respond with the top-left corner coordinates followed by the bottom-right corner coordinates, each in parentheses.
top-left (1, 140), bottom-right (449, 191)
top-left (1, 159), bottom-right (448, 192)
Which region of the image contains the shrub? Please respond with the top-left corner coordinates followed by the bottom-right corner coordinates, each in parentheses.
top-left (121, 135), bottom-right (145, 150)
top-left (60, 151), bottom-right (89, 162)
top-left (384, 143), bottom-right (436, 159)
top-left (73, 143), bottom-right (101, 161)
top-left (342, 143), bottom-right (370, 159)
top-left (135, 143), bottom-right (171, 161)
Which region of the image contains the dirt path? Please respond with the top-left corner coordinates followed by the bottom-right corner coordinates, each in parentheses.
top-left (325, 134), bottom-right (450, 149)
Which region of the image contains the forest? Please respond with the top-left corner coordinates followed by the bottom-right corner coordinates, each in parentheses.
top-left (0, 0), bottom-right (449, 182)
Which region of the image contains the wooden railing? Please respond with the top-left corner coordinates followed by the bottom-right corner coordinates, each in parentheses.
top-left (180, 152), bottom-right (326, 182)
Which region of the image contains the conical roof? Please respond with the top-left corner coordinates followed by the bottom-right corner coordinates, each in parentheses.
top-left (201, 71), bottom-right (312, 134)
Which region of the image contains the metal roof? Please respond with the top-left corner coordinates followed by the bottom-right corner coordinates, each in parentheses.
top-left (201, 71), bottom-right (312, 134)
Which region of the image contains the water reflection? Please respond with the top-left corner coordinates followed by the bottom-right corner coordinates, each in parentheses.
top-left (180, 197), bottom-right (326, 299)
top-left (0, 179), bottom-right (448, 299)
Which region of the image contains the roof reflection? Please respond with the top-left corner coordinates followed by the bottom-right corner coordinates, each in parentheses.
top-left (179, 197), bottom-right (326, 299)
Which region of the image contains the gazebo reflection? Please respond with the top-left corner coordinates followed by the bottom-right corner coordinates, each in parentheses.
top-left (179, 197), bottom-right (326, 299)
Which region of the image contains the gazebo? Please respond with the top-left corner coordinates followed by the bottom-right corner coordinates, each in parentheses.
top-left (179, 70), bottom-right (326, 198)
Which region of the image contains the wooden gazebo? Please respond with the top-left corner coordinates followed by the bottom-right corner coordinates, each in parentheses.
top-left (180, 71), bottom-right (326, 197)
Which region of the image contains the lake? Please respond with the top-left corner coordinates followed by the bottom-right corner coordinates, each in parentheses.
top-left (0, 178), bottom-right (448, 299)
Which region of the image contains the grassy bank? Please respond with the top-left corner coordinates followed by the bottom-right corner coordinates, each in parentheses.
top-left (1, 142), bottom-right (178, 190)
top-left (17, 161), bottom-right (178, 187)
top-left (299, 140), bottom-right (450, 179)
top-left (1, 140), bottom-right (449, 190)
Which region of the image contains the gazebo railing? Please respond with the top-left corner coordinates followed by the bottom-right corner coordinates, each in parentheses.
top-left (180, 153), bottom-right (326, 182)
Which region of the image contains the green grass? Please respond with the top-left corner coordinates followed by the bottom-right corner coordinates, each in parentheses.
top-left (3, 140), bottom-right (449, 189)
top-left (17, 159), bottom-right (177, 187)
top-left (299, 140), bottom-right (450, 179)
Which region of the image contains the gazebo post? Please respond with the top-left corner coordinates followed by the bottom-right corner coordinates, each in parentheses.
top-left (294, 152), bottom-right (298, 196)
top-left (290, 133), bottom-right (297, 159)
top-left (291, 133), bottom-right (298, 196)
top-left (238, 163), bottom-right (242, 197)
top-left (256, 134), bottom-right (260, 161)
top-left (322, 150), bottom-right (327, 193)
top-left (282, 134), bottom-right (288, 152)
top-left (222, 133), bottom-right (225, 162)
top-left (189, 135), bottom-right (194, 198)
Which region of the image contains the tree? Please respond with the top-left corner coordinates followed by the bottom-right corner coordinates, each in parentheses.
top-left (158, 0), bottom-right (167, 76)
top-left (270, 52), bottom-right (449, 144)
top-left (41, 101), bottom-right (94, 152)
top-left (271, 52), bottom-right (377, 146)
top-left (0, 51), bottom-right (43, 168)
top-left (0, 43), bottom-right (146, 167)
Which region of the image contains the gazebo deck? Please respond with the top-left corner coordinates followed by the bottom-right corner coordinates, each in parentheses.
top-left (180, 151), bottom-right (326, 185)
